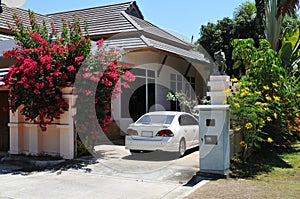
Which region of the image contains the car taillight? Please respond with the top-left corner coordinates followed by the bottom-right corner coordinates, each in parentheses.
top-left (126, 128), bottom-right (138, 135)
top-left (156, 129), bottom-right (174, 137)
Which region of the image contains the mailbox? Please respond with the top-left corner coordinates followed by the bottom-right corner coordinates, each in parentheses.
top-left (194, 105), bottom-right (230, 176)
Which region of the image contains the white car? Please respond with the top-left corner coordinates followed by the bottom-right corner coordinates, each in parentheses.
top-left (125, 111), bottom-right (199, 157)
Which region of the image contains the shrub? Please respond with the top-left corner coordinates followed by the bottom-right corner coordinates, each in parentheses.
top-left (2, 11), bottom-right (90, 130)
top-left (229, 38), bottom-right (300, 160)
top-left (74, 40), bottom-right (135, 151)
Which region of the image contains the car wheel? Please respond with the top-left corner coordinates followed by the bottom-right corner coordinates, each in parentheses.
top-left (130, 149), bottom-right (140, 153)
top-left (178, 138), bottom-right (186, 157)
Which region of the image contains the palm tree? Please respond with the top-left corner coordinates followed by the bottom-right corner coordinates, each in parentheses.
top-left (265, 0), bottom-right (283, 50)
top-left (255, 0), bottom-right (299, 50)
top-left (276, 0), bottom-right (299, 18)
top-left (256, 0), bottom-right (299, 19)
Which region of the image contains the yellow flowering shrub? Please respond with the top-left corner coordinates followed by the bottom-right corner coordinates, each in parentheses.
top-left (230, 38), bottom-right (300, 160)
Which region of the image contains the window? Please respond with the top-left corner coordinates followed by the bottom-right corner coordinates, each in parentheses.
top-left (178, 114), bottom-right (198, 126)
top-left (121, 68), bottom-right (155, 120)
top-left (170, 74), bottom-right (183, 111)
top-left (185, 76), bottom-right (196, 98)
top-left (137, 115), bottom-right (175, 125)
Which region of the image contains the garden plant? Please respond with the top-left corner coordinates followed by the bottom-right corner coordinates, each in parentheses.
top-left (228, 38), bottom-right (300, 161)
top-left (3, 11), bottom-right (90, 130)
top-left (1, 11), bottom-right (135, 153)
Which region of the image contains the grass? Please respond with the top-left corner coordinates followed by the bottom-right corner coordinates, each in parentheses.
top-left (230, 142), bottom-right (300, 198)
top-left (186, 143), bottom-right (300, 199)
top-left (230, 143), bottom-right (300, 177)
top-left (252, 143), bottom-right (300, 198)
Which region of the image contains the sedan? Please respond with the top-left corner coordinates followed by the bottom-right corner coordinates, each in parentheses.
top-left (125, 111), bottom-right (199, 157)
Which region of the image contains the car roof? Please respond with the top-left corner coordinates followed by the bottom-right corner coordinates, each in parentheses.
top-left (145, 111), bottom-right (185, 116)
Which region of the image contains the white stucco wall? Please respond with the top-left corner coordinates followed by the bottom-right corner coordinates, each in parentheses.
top-left (112, 50), bottom-right (211, 135)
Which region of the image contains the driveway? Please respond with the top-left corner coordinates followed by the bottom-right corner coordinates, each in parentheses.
top-left (0, 144), bottom-right (204, 199)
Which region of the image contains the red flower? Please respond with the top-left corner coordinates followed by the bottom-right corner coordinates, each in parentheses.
top-left (96, 39), bottom-right (104, 46)
top-left (34, 89), bottom-right (41, 95)
top-left (39, 55), bottom-right (52, 64)
top-left (54, 71), bottom-right (60, 76)
top-left (75, 56), bottom-right (84, 64)
top-left (67, 65), bottom-right (75, 72)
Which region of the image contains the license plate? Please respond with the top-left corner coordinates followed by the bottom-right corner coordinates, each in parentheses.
top-left (141, 131), bottom-right (153, 137)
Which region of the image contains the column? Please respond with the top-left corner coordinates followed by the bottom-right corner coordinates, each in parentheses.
top-left (8, 109), bottom-right (23, 154)
top-left (207, 75), bottom-right (232, 105)
top-left (58, 87), bottom-right (77, 159)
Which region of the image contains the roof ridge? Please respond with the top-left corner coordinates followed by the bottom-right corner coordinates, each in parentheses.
top-left (46, 1), bottom-right (134, 16)
top-left (121, 11), bottom-right (143, 31)
top-left (128, 15), bottom-right (193, 48)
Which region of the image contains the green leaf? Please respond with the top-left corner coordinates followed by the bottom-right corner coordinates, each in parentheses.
top-left (233, 60), bottom-right (242, 69)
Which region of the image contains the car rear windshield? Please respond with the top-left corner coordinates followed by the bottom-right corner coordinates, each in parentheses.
top-left (136, 115), bottom-right (175, 124)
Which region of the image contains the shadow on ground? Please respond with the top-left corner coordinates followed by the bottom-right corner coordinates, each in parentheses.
top-left (0, 153), bottom-right (100, 176)
top-left (122, 146), bottom-right (199, 161)
top-left (230, 145), bottom-right (298, 178)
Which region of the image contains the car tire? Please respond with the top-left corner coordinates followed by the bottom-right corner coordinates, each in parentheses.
top-left (178, 138), bottom-right (186, 157)
top-left (130, 149), bottom-right (140, 153)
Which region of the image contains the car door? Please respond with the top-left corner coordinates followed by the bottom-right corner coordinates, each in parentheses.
top-left (185, 115), bottom-right (199, 146)
top-left (178, 114), bottom-right (195, 147)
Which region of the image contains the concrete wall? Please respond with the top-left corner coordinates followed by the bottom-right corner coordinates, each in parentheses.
top-left (9, 87), bottom-right (76, 159)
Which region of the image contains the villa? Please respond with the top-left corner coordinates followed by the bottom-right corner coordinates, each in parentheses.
top-left (0, 1), bottom-right (212, 157)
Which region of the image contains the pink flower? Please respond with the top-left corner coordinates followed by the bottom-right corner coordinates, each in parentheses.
top-left (96, 39), bottom-right (104, 46)
top-left (24, 83), bottom-right (30, 89)
top-left (39, 55), bottom-right (52, 64)
top-left (57, 47), bottom-right (65, 54)
top-left (46, 64), bottom-right (52, 70)
top-left (75, 56), bottom-right (84, 64)
top-left (34, 89), bottom-right (41, 95)
top-left (54, 71), bottom-right (60, 76)
top-left (122, 82), bottom-right (130, 89)
top-left (123, 70), bottom-right (136, 82)
top-left (67, 65), bottom-right (76, 72)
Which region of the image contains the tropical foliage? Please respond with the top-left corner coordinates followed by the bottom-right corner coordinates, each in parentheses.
top-left (279, 27), bottom-right (300, 74)
top-left (264, 0), bottom-right (283, 50)
top-left (197, 1), bottom-right (264, 77)
top-left (276, 0), bottom-right (299, 18)
top-left (229, 38), bottom-right (300, 160)
top-left (198, 0), bottom-right (300, 77)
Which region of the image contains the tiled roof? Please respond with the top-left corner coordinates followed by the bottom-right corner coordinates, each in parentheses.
top-left (0, 4), bottom-right (51, 31)
top-left (0, 34), bottom-right (16, 56)
top-left (0, 1), bottom-right (210, 64)
top-left (127, 14), bottom-right (190, 47)
top-left (0, 68), bottom-right (9, 85)
top-left (106, 35), bottom-right (209, 63)
top-left (105, 36), bottom-right (148, 49)
top-left (47, 2), bottom-right (140, 36)
top-left (0, 34), bottom-right (13, 41)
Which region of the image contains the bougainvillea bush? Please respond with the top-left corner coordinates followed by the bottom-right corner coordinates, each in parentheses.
top-left (2, 11), bottom-right (91, 130)
top-left (2, 11), bottom-right (135, 154)
top-left (229, 38), bottom-right (300, 160)
top-left (75, 40), bottom-right (135, 151)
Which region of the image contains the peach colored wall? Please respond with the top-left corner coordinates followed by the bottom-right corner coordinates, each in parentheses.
top-left (9, 87), bottom-right (76, 159)
top-left (39, 126), bottom-right (60, 155)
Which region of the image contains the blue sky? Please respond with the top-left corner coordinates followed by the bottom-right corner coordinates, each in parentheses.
top-left (21, 0), bottom-right (253, 41)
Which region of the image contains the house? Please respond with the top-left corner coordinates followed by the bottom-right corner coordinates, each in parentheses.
top-left (0, 1), bottom-right (213, 157)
